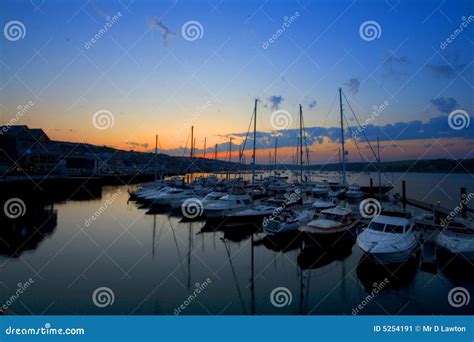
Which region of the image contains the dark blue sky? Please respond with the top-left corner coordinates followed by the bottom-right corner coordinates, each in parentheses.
top-left (0, 0), bottom-right (472, 161)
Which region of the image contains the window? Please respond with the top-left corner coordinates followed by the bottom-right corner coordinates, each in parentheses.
top-left (368, 222), bottom-right (385, 231)
top-left (385, 224), bottom-right (405, 234)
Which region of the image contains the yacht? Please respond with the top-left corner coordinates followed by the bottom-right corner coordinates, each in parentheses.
top-left (345, 184), bottom-right (364, 199)
top-left (436, 219), bottom-right (474, 263)
top-left (357, 209), bottom-right (420, 264)
top-left (299, 207), bottom-right (360, 241)
top-left (312, 182), bottom-right (330, 197)
top-left (203, 194), bottom-right (252, 218)
top-left (263, 209), bottom-right (314, 236)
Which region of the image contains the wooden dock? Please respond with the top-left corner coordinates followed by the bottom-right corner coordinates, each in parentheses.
top-left (401, 181), bottom-right (473, 217)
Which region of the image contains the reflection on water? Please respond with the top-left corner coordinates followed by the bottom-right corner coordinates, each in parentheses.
top-left (0, 172), bottom-right (473, 315)
top-left (0, 206), bottom-right (57, 258)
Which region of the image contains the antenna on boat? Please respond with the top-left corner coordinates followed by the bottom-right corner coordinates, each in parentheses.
top-left (339, 88), bottom-right (347, 185)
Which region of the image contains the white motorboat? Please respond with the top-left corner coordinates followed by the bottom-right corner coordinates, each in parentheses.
top-left (312, 198), bottom-right (337, 213)
top-left (299, 207), bottom-right (360, 241)
top-left (345, 184), bottom-right (364, 199)
top-left (312, 182), bottom-right (330, 197)
top-left (225, 205), bottom-right (278, 227)
top-left (357, 209), bottom-right (420, 264)
top-left (148, 188), bottom-right (195, 206)
top-left (436, 218), bottom-right (474, 263)
top-left (203, 194), bottom-right (252, 218)
top-left (264, 209), bottom-right (314, 236)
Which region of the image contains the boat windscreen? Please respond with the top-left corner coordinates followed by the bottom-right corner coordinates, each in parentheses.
top-left (385, 224), bottom-right (405, 234)
top-left (368, 222), bottom-right (385, 231)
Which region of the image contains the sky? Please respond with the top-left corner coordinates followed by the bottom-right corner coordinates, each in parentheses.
top-left (0, 0), bottom-right (473, 164)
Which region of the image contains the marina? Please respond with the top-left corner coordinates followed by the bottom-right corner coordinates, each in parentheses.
top-left (0, 169), bottom-right (472, 315)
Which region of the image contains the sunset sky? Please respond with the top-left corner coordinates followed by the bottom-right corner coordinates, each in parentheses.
top-left (1, 0), bottom-right (473, 164)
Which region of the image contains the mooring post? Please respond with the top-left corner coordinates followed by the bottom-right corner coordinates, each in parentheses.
top-left (402, 180), bottom-right (406, 209)
top-left (461, 187), bottom-right (467, 218)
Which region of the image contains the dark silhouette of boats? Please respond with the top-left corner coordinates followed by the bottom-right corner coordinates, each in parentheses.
top-left (0, 206), bottom-right (57, 258)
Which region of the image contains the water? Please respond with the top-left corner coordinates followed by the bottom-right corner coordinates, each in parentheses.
top-left (0, 172), bottom-right (473, 315)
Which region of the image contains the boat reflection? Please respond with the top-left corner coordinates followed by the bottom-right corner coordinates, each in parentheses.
top-left (297, 238), bottom-right (354, 270)
top-left (356, 252), bottom-right (420, 291)
top-left (0, 205), bottom-right (57, 258)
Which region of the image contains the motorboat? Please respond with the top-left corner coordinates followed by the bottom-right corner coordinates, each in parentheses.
top-left (312, 182), bottom-right (330, 197)
top-left (299, 207), bottom-right (360, 242)
top-left (357, 209), bottom-right (420, 264)
top-left (147, 188), bottom-right (195, 206)
top-left (263, 209), bottom-right (314, 236)
top-left (312, 198), bottom-right (337, 213)
top-left (436, 218), bottom-right (474, 263)
top-left (345, 184), bottom-right (364, 199)
top-left (224, 205), bottom-right (278, 227)
top-left (203, 194), bottom-right (252, 218)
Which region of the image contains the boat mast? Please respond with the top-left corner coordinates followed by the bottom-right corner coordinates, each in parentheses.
top-left (339, 88), bottom-right (347, 185)
top-left (299, 104), bottom-right (303, 183)
top-left (190, 126), bottom-right (194, 158)
top-left (154, 134), bottom-right (158, 181)
top-left (274, 137), bottom-right (278, 174)
top-left (203, 137), bottom-right (206, 159)
top-left (377, 136), bottom-right (382, 199)
top-left (251, 99), bottom-right (257, 188)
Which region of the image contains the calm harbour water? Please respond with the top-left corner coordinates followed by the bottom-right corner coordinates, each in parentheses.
top-left (1, 172), bottom-right (473, 315)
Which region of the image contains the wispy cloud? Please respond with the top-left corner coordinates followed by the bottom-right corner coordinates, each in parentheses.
top-left (430, 97), bottom-right (458, 114)
top-left (344, 78), bottom-right (360, 95)
top-left (267, 95), bottom-right (284, 110)
top-left (147, 17), bottom-right (176, 46)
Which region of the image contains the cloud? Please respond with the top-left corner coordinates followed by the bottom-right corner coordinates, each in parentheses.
top-left (344, 78), bottom-right (360, 95)
top-left (267, 95), bottom-right (284, 110)
top-left (425, 63), bottom-right (465, 79)
top-left (382, 51), bottom-right (410, 78)
top-left (430, 97), bottom-right (458, 114)
top-left (147, 17), bottom-right (176, 46)
top-left (125, 141), bottom-right (149, 149)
